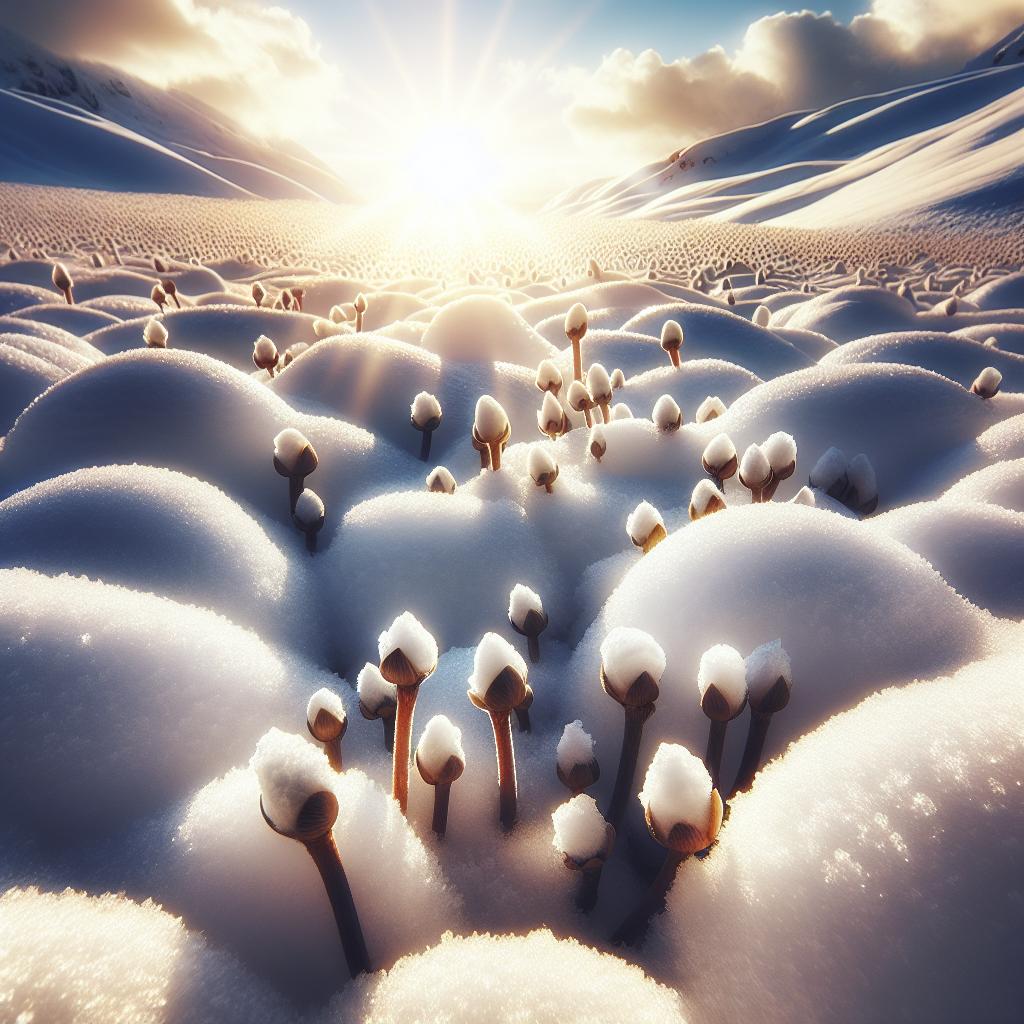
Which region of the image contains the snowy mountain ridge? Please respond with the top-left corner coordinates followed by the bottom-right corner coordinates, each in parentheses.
top-left (546, 34), bottom-right (1024, 228)
top-left (0, 27), bottom-right (353, 202)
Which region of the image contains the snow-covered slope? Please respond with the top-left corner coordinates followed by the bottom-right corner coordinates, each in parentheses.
top-left (546, 57), bottom-right (1024, 229)
top-left (0, 28), bottom-right (352, 202)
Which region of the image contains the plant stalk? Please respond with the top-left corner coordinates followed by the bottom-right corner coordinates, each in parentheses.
top-left (392, 683), bottom-right (420, 814)
top-left (612, 849), bottom-right (687, 946)
top-left (304, 833), bottom-right (371, 977)
top-left (489, 709), bottom-right (518, 830)
top-left (419, 429), bottom-right (432, 462)
top-left (576, 862), bottom-right (605, 913)
top-left (729, 710), bottom-right (772, 798)
top-left (527, 634), bottom-right (540, 663)
top-left (607, 704), bottom-right (649, 829)
top-left (431, 782), bottom-right (452, 838)
top-left (704, 719), bottom-right (727, 794)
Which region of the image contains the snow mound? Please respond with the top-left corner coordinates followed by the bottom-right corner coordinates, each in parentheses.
top-left (771, 287), bottom-right (918, 342)
top-left (658, 648), bottom-right (1024, 1023)
top-left (420, 295), bottom-right (558, 367)
top-left (571, 503), bottom-right (991, 836)
top-left (0, 569), bottom-right (316, 840)
top-left (168, 764), bottom-right (459, 1001)
top-left (353, 929), bottom-right (687, 1024)
top-left (942, 457), bottom-right (1024, 513)
top-left (873, 500), bottom-right (1024, 618)
top-left (0, 887), bottom-right (291, 1024)
top-left (0, 465), bottom-right (319, 649)
top-left (0, 341), bottom-right (64, 430)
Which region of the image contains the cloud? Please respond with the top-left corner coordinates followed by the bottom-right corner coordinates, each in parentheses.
top-left (1, 0), bottom-right (344, 145)
top-left (560, 1), bottom-right (1024, 157)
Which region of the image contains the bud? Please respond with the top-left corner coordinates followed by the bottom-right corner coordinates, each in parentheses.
top-left (425, 465), bottom-right (457, 494)
top-left (610, 403), bottom-right (633, 420)
top-left (378, 611), bottom-right (438, 688)
top-left (809, 446), bottom-right (850, 500)
top-left (472, 395), bottom-right (511, 470)
top-left (415, 715), bottom-right (466, 787)
top-left (537, 391), bottom-right (568, 440)
top-left (652, 394), bottom-right (682, 433)
top-left (142, 317), bottom-right (167, 349)
top-left (51, 262), bottom-right (74, 303)
top-left (695, 396), bottom-right (727, 423)
top-left (600, 626), bottom-right (665, 708)
top-left (564, 302), bottom-right (588, 344)
top-left (639, 743), bottom-right (722, 853)
top-left (610, 368), bottom-right (626, 390)
top-left (745, 639), bottom-right (792, 715)
top-left (468, 632), bottom-right (528, 713)
top-left (556, 720), bottom-right (600, 795)
top-left (587, 364), bottom-right (613, 421)
top-left (589, 424), bottom-right (607, 462)
top-left (739, 443), bottom-right (773, 502)
top-left (535, 359), bottom-right (563, 397)
top-left (971, 366), bottom-right (1002, 400)
top-left (151, 284), bottom-right (167, 310)
top-left (702, 432), bottom-right (738, 485)
top-left (162, 279), bottom-right (180, 308)
top-left (252, 281), bottom-right (267, 307)
top-left (508, 583), bottom-right (548, 663)
top-left (567, 380), bottom-right (595, 427)
top-left (660, 320), bottom-right (683, 367)
top-left (626, 500), bottom-right (667, 554)
top-left (528, 445), bottom-right (559, 493)
top-left (253, 335), bottom-right (279, 375)
top-left (753, 305), bottom-right (771, 327)
top-left (697, 645), bottom-right (747, 721)
top-left (306, 687), bottom-right (347, 769)
top-left (689, 478), bottom-right (727, 520)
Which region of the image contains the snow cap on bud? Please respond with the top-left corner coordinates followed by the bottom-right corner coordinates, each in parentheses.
top-left (354, 292), bottom-right (367, 313)
top-left (739, 443), bottom-right (772, 490)
top-left (639, 743), bottom-right (721, 852)
top-left (689, 478), bottom-right (727, 520)
top-left (971, 366), bottom-right (1002, 399)
top-left (508, 583), bottom-right (545, 633)
top-left (143, 317), bottom-right (167, 348)
top-left (611, 404), bottom-right (633, 420)
top-left (610, 368), bottom-right (626, 389)
top-left (557, 720), bottom-right (599, 794)
top-left (273, 428), bottom-right (316, 475)
top-left (473, 395), bottom-right (510, 443)
top-left (600, 627), bottom-right (665, 707)
top-left (528, 444), bottom-right (559, 492)
top-left (586, 363), bottom-right (613, 404)
top-left (411, 392), bottom-right (442, 429)
top-left (660, 320), bottom-right (683, 354)
top-left (702, 433), bottom-right (737, 477)
top-left (697, 644), bottom-right (747, 720)
top-left (357, 663), bottom-right (397, 718)
top-left (253, 335), bottom-right (279, 372)
top-left (745, 640), bottom-right (792, 714)
top-left (426, 466), bottom-right (457, 494)
top-left (565, 302), bottom-right (588, 341)
top-left (589, 424), bottom-right (607, 462)
top-left (791, 485), bottom-right (816, 507)
top-left (416, 715), bottom-right (466, 786)
top-left (626, 500), bottom-right (666, 553)
top-left (467, 632), bottom-right (528, 712)
top-left (252, 281), bottom-right (267, 306)
top-left (293, 488), bottom-right (325, 527)
top-left (763, 431), bottom-right (797, 479)
top-left (696, 396), bottom-right (727, 423)
top-left (251, 728), bottom-right (336, 838)
top-left (535, 359), bottom-right (563, 395)
top-left (753, 305), bottom-right (771, 327)
top-left (810, 446), bottom-right (849, 497)
top-left (847, 453), bottom-right (878, 514)
top-left (652, 394), bottom-right (682, 433)
top-left (378, 611), bottom-right (438, 687)
top-left (151, 283), bottom-right (166, 306)
top-left (307, 687), bottom-right (347, 743)
top-left (552, 795), bottom-right (611, 864)
top-left (567, 380), bottom-right (593, 415)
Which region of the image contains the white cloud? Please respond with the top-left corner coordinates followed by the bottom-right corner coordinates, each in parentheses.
top-left (3, 0), bottom-right (345, 145)
top-left (561, 1), bottom-right (1024, 157)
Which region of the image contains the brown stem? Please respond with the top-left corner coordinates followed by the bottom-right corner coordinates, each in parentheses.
top-left (582, 405), bottom-right (593, 428)
top-left (527, 634), bottom-right (540, 663)
top-left (611, 849), bottom-right (686, 946)
top-left (324, 736), bottom-right (342, 771)
top-left (514, 705), bottom-right (532, 733)
top-left (304, 528), bottom-right (318, 555)
top-left (668, 349), bottom-right (680, 368)
top-left (704, 719), bottom-right (727, 794)
top-left (356, 311), bottom-right (363, 332)
top-left (431, 782), bottom-right (452, 838)
top-left (62, 286), bottom-right (74, 305)
top-left (576, 862), bottom-right (605, 913)
top-left (171, 294), bottom-right (181, 309)
top-left (382, 715), bottom-right (395, 753)
top-left (419, 429), bottom-right (432, 462)
top-left (729, 710), bottom-right (772, 798)
top-left (392, 683), bottom-right (420, 814)
top-left (607, 704), bottom-right (649, 830)
top-left (489, 710), bottom-right (517, 830)
top-left (572, 339), bottom-right (582, 382)
top-left (488, 440), bottom-right (503, 471)
top-left (599, 401), bottom-right (611, 423)
top-left (288, 475), bottom-right (304, 514)
top-left (304, 833), bottom-right (372, 977)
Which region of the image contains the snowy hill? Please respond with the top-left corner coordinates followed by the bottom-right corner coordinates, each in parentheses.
top-left (546, 58), bottom-right (1024, 228)
top-left (0, 28), bottom-right (352, 202)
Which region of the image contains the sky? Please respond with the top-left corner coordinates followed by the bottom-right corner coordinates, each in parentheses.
top-left (1, 0), bottom-right (1021, 206)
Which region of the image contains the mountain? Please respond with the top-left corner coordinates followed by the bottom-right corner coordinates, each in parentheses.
top-left (545, 42), bottom-right (1024, 229)
top-left (965, 22), bottom-right (1024, 71)
top-left (0, 28), bottom-right (353, 202)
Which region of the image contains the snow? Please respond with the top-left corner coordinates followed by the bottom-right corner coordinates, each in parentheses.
top-left (377, 611), bottom-right (439, 677)
top-left (411, 391), bottom-right (442, 426)
top-left (509, 583), bottom-right (544, 629)
top-left (809, 446), bottom-right (849, 493)
top-left (293, 487), bottom-right (324, 525)
top-left (744, 640), bottom-right (792, 706)
top-left (426, 465), bottom-right (457, 493)
top-left (600, 627), bottom-right (666, 698)
top-left (557, 720), bottom-right (597, 772)
top-left (639, 743), bottom-right (713, 831)
top-left (421, 295), bottom-right (557, 366)
top-left (417, 715), bottom-right (465, 779)
top-left (0, 888), bottom-right (290, 1024)
top-left (552, 794), bottom-right (608, 861)
top-left (626, 500), bottom-right (665, 546)
top-left (351, 930), bottom-right (687, 1024)
top-left (357, 663), bottom-right (398, 712)
top-left (739, 443), bottom-right (771, 488)
top-left (696, 645), bottom-right (747, 714)
top-left (251, 728), bottom-right (336, 834)
top-left (657, 646), bottom-right (1024, 1023)
top-left (468, 632), bottom-right (528, 697)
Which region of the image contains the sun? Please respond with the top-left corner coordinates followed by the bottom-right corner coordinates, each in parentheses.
top-left (394, 115), bottom-right (500, 208)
